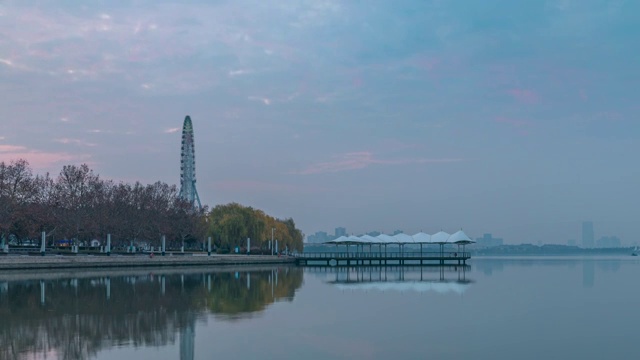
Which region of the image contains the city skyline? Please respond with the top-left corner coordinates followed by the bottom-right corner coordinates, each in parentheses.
top-left (307, 220), bottom-right (635, 247)
top-left (1, 1), bottom-right (638, 244)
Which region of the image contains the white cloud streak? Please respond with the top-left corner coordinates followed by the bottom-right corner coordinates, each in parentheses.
top-left (54, 138), bottom-right (97, 147)
top-left (292, 151), bottom-right (463, 175)
top-left (164, 127), bottom-right (180, 134)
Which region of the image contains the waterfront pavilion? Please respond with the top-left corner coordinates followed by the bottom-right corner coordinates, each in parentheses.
top-left (324, 230), bottom-right (475, 257)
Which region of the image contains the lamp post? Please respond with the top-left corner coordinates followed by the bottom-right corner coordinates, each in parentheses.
top-left (271, 228), bottom-right (275, 256)
top-left (205, 216), bottom-right (210, 255)
top-left (40, 231), bottom-right (46, 256)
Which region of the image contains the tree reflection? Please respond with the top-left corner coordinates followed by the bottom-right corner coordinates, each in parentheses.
top-left (0, 267), bottom-right (302, 360)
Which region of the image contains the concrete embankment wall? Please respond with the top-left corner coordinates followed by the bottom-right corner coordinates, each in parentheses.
top-left (0, 254), bottom-right (296, 271)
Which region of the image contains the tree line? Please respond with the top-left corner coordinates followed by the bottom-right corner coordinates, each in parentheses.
top-left (0, 159), bottom-right (303, 251)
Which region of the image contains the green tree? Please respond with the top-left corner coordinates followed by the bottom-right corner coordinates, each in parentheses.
top-left (207, 203), bottom-right (303, 252)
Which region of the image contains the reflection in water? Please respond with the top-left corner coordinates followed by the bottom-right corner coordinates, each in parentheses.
top-left (309, 266), bottom-right (473, 294)
top-left (474, 260), bottom-right (505, 276)
top-left (471, 257), bottom-right (625, 289)
top-left (583, 261), bottom-right (595, 288)
top-left (0, 266), bottom-right (302, 360)
top-left (597, 260), bottom-right (621, 273)
top-left (180, 316), bottom-right (195, 360)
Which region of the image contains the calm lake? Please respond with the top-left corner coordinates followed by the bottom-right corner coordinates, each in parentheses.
top-left (1, 257), bottom-right (637, 360)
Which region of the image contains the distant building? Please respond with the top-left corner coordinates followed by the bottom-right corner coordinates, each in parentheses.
top-left (335, 227), bottom-right (347, 238)
top-left (582, 221), bottom-right (594, 248)
top-left (596, 236), bottom-right (621, 248)
top-left (307, 231), bottom-right (331, 244)
top-left (393, 230), bottom-right (403, 235)
top-left (567, 239), bottom-right (577, 246)
top-left (475, 233), bottom-right (504, 247)
top-left (367, 231), bottom-right (381, 237)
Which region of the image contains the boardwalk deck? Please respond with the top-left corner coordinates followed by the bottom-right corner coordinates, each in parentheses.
top-left (294, 251), bottom-right (470, 266)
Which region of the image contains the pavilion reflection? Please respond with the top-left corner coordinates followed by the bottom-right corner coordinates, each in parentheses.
top-left (310, 265), bottom-right (473, 294)
top-left (0, 266), bottom-right (302, 360)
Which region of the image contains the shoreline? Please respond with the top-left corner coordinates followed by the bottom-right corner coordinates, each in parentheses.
top-left (0, 254), bottom-right (296, 271)
top-left (0, 264), bottom-right (296, 282)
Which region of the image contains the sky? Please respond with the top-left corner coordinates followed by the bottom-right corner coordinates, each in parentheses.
top-left (1, 0), bottom-right (639, 244)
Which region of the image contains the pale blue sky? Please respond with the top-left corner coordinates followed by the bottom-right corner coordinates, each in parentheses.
top-left (1, 0), bottom-right (638, 244)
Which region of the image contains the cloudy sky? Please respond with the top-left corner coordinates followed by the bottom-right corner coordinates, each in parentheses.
top-left (1, 0), bottom-right (639, 244)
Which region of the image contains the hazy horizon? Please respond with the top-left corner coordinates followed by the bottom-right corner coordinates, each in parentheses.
top-left (1, 1), bottom-right (638, 245)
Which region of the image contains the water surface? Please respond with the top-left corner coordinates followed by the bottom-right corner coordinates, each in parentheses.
top-left (0, 257), bottom-right (637, 360)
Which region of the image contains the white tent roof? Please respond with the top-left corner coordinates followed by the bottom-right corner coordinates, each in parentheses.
top-left (361, 234), bottom-right (381, 243)
top-left (325, 231), bottom-right (471, 245)
top-left (448, 230), bottom-right (475, 244)
top-left (392, 233), bottom-right (415, 244)
top-left (412, 232), bottom-right (431, 243)
top-left (430, 231), bottom-right (451, 244)
top-left (326, 235), bottom-right (350, 244)
top-left (376, 234), bottom-right (395, 243)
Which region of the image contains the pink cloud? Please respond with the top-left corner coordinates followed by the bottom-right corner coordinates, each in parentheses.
top-left (293, 151), bottom-right (463, 175)
top-left (0, 144), bottom-right (90, 170)
top-left (507, 88), bottom-right (539, 104)
top-left (0, 145), bottom-right (27, 153)
top-left (53, 138), bottom-right (97, 147)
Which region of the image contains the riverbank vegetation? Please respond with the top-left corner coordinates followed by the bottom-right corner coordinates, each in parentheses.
top-left (0, 159), bottom-right (303, 251)
top-left (209, 202), bottom-right (303, 252)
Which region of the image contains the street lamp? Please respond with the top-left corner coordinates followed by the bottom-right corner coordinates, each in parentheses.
top-left (205, 216), bottom-right (211, 256)
top-left (271, 228), bottom-right (275, 256)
